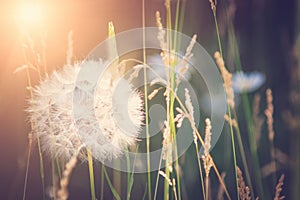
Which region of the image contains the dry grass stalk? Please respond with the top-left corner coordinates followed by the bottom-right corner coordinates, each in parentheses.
top-left (162, 119), bottom-right (171, 161)
top-left (183, 34), bottom-right (197, 62)
top-left (184, 88), bottom-right (197, 144)
top-left (236, 166), bottom-right (251, 200)
top-left (214, 51), bottom-right (235, 109)
top-left (265, 89), bottom-right (275, 142)
top-left (274, 174), bottom-right (285, 200)
top-left (224, 114), bottom-right (238, 129)
top-left (57, 155), bottom-right (78, 200)
top-left (209, 0), bottom-right (217, 14)
top-left (252, 94), bottom-right (264, 146)
top-left (202, 118), bottom-right (212, 176)
top-left (217, 172), bottom-right (226, 200)
top-left (156, 11), bottom-right (167, 52)
top-left (202, 118), bottom-right (213, 200)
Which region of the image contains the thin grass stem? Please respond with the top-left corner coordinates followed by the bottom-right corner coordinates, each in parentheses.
top-left (154, 148), bottom-right (164, 200)
top-left (22, 45), bottom-right (45, 200)
top-left (195, 143), bottom-right (206, 199)
top-left (228, 106), bottom-right (239, 200)
top-left (22, 137), bottom-right (32, 200)
top-left (101, 165), bottom-right (104, 200)
top-left (87, 149), bottom-right (96, 200)
top-left (103, 166), bottom-right (121, 200)
top-left (142, 0), bottom-right (152, 199)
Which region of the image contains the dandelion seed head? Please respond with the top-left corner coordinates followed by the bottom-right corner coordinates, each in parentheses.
top-left (232, 71), bottom-right (266, 93)
top-left (28, 60), bottom-right (144, 161)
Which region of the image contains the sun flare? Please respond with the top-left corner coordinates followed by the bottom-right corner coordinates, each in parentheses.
top-left (15, 2), bottom-right (44, 27)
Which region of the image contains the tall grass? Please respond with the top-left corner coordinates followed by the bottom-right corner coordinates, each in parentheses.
top-left (20, 0), bottom-right (294, 200)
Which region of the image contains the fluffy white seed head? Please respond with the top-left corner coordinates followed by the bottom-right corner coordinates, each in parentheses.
top-left (27, 60), bottom-right (144, 161)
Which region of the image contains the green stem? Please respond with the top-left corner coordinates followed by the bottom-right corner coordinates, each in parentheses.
top-left (101, 165), bottom-right (104, 200)
top-left (212, 12), bottom-right (223, 58)
top-left (24, 60), bottom-right (45, 200)
top-left (103, 166), bottom-right (121, 200)
top-left (164, 156), bottom-right (170, 200)
top-left (241, 93), bottom-right (264, 198)
top-left (226, 9), bottom-right (264, 198)
top-left (195, 143), bottom-right (205, 199)
top-left (142, 0), bottom-right (152, 199)
top-left (51, 155), bottom-right (57, 200)
top-left (154, 150), bottom-right (163, 200)
top-left (87, 149), bottom-right (96, 200)
top-left (210, 6), bottom-right (237, 200)
top-left (232, 110), bottom-right (255, 200)
top-left (228, 106), bottom-right (239, 200)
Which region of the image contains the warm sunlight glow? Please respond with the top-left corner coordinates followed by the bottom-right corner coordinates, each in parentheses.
top-left (16, 2), bottom-right (44, 27)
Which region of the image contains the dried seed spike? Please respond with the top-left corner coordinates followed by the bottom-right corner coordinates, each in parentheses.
top-left (214, 51), bottom-right (235, 109)
top-left (148, 88), bottom-right (159, 100)
top-left (236, 166), bottom-right (251, 200)
top-left (265, 88), bottom-right (275, 142)
top-left (274, 174), bottom-right (285, 200)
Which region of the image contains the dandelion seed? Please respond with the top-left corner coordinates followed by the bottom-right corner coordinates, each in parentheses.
top-left (28, 60), bottom-right (144, 161)
top-left (232, 71), bottom-right (266, 94)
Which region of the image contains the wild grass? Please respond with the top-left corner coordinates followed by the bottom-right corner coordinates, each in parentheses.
top-left (18, 0), bottom-right (296, 199)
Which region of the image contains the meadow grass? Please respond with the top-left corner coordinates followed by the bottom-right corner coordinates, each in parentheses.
top-left (20, 0), bottom-right (294, 200)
